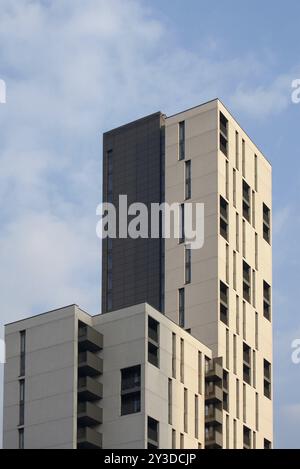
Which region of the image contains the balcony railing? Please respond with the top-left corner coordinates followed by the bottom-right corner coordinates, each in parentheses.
top-left (78, 376), bottom-right (103, 401)
top-left (205, 407), bottom-right (223, 426)
top-left (77, 401), bottom-right (103, 427)
top-left (77, 427), bottom-right (102, 450)
top-left (205, 429), bottom-right (223, 448)
top-left (78, 324), bottom-right (103, 353)
top-left (78, 351), bottom-right (103, 377)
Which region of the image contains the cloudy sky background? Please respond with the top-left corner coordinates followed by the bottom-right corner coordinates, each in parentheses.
top-left (0, 0), bottom-right (299, 448)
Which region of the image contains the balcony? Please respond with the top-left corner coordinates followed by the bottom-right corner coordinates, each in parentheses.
top-left (205, 408), bottom-right (223, 426)
top-left (205, 359), bottom-right (223, 382)
top-left (205, 384), bottom-right (223, 403)
top-left (77, 427), bottom-right (102, 449)
top-left (78, 376), bottom-right (103, 402)
top-left (77, 401), bottom-right (103, 427)
top-left (78, 351), bottom-right (103, 377)
top-left (78, 324), bottom-right (103, 353)
top-left (205, 429), bottom-right (223, 449)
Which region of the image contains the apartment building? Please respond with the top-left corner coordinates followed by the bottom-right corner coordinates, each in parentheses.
top-left (3, 303), bottom-right (211, 449)
top-left (3, 99), bottom-right (273, 449)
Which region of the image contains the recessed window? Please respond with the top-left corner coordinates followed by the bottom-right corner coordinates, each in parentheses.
top-left (148, 417), bottom-right (159, 449)
top-left (18, 429), bottom-right (24, 450)
top-left (185, 160), bottom-right (191, 199)
top-left (220, 112), bottom-right (228, 156)
top-left (242, 180), bottom-right (251, 222)
top-left (220, 196), bottom-right (229, 241)
top-left (19, 379), bottom-right (25, 426)
top-left (263, 203), bottom-right (271, 244)
top-left (220, 281), bottom-right (229, 326)
top-left (179, 121), bottom-right (185, 161)
top-left (263, 281), bottom-right (271, 321)
top-left (20, 331), bottom-right (26, 377)
top-left (264, 359), bottom-right (271, 400)
top-left (148, 316), bottom-right (159, 368)
top-left (185, 247), bottom-right (191, 284)
top-left (243, 425), bottom-right (251, 449)
top-left (264, 438), bottom-right (272, 449)
top-left (243, 261), bottom-right (251, 303)
top-left (121, 365), bottom-right (141, 415)
top-left (243, 343), bottom-right (251, 385)
top-left (106, 149), bottom-right (113, 203)
top-left (178, 288), bottom-right (185, 328)
top-left (179, 203), bottom-right (185, 244)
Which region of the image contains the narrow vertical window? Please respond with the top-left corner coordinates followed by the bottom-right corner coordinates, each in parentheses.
top-left (20, 331), bottom-right (26, 377)
top-left (226, 414), bottom-right (230, 449)
top-left (121, 365), bottom-right (141, 415)
top-left (220, 281), bottom-right (229, 326)
top-left (195, 395), bottom-right (199, 439)
top-left (19, 379), bottom-right (25, 426)
top-left (254, 154), bottom-right (258, 191)
top-left (235, 131), bottom-right (239, 169)
top-left (148, 417), bottom-right (159, 449)
top-left (168, 379), bottom-right (172, 425)
top-left (236, 378), bottom-right (240, 419)
top-left (184, 388), bottom-right (188, 433)
top-left (226, 159), bottom-right (229, 200)
top-left (243, 425), bottom-right (251, 449)
top-left (179, 121), bottom-right (185, 160)
top-left (226, 329), bottom-right (230, 370)
top-left (255, 312), bottom-right (259, 350)
top-left (263, 203), bottom-right (271, 244)
top-left (255, 233), bottom-right (258, 270)
top-left (148, 316), bottom-right (160, 368)
top-left (180, 339), bottom-right (184, 383)
top-left (234, 419), bottom-right (237, 449)
top-left (253, 350), bottom-right (256, 388)
top-left (220, 196), bottom-right (229, 241)
top-left (243, 261), bottom-right (251, 304)
top-left (233, 334), bottom-right (237, 374)
top-left (178, 288), bottom-right (185, 328)
top-left (180, 433), bottom-right (184, 449)
top-left (252, 190), bottom-right (256, 228)
top-left (172, 333), bottom-right (176, 378)
top-left (242, 139), bottom-right (245, 177)
top-left (233, 251), bottom-right (237, 290)
top-left (242, 180), bottom-right (251, 223)
top-left (243, 343), bottom-right (251, 385)
top-left (255, 393), bottom-right (259, 431)
top-left (242, 220), bottom-right (246, 258)
top-left (179, 203), bottom-right (185, 243)
top-left (18, 429), bottom-right (24, 450)
top-left (226, 244), bottom-right (229, 284)
top-left (243, 384), bottom-right (246, 423)
top-left (264, 359), bottom-right (272, 399)
top-left (185, 160), bottom-right (191, 199)
top-left (220, 112), bottom-right (228, 156)
top-left (236, 295), bottom-right (240, 335)
top-left (263, 281), bottom-right (271, 321)
top-left (185, 247), bottom-right (191, 284)
top-left (172, 429), bottom-right (176, 449)
top-left (198, 351), bottom-right (202, 394)
top-left (243, 301), bottom-right (246, 340)
top-left (106, 149), bottom-right (113, 203)
top-left (236, 213), bottom-right (240, 252)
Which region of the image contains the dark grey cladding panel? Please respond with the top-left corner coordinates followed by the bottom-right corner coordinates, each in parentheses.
top-left (102, 112), bottom-right (165, 314)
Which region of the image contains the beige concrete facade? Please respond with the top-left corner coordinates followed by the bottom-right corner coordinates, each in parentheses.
top-left (3, 303), bottom-right (211, 449)
top-left (164, 99), bottom-right (273, 448)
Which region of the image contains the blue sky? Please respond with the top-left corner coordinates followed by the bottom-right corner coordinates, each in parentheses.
top-left (0, 0), bottom-right (299, 448)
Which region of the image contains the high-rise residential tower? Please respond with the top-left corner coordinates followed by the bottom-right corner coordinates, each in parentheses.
top-left (3, 99), bottom-right (272, 449)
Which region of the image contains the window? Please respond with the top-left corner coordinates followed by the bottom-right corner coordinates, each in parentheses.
top-left (255, 233), bottom-right (258, 270)
top-left (264, 359), bottom-right (272, 399)
top-left (195, 395), bottom-right (199, 439)
top-left (242, 180), bottom-right (251, 222)
top-left (226, 160), bottom-right (229, 200)
top-left (226, 328), bottom-right (230, 369)
top-left (264, 439), bottom-right (272, 449)
top-left (252, 191), bottom-right (256, 228)
top-left (184, 388), bottom-right (188, 433)
top-left (235, 131), bottom-right (239, 169)
top-left (168, 379), bottom-right (172, 425)
top-left (121, 365), bottom-right (141, 416)
top-left (236, 379), bottom-right (240, 419)
top-left (255, 312), bottom-right (259, 350)
top-left (233, 335), bottom-right (237, 374)
top-left (242, 219), bottom-right (246, 257)
top-left (220, 196), bottom-right (228, 240)
top-left (180, 339), bottom-right (184, 383)
top-left (148, 316), bottom-right (159, 368)
top-left (242, 139), bottom-right (246, 177)
top-left (233, 251), bottom-right (237, 290)
top-left (243, 425), bottom-right (251, 449)
top-left (185, 160), bottom-right (191, 199)
top-left (236, 213), bottom-right (240, 252)
top-left (253, 350), bottom-right (256, 388)
top-left (178, 288), bottom-right (185, 328)
top-left (106, 149), bottom-right (113, 203)
top-left (256, 393), bottom-right (259, 431)
top-left (226, 244), bottom-right (229, 284)
top-left (243, 343), bottom-right (251, 385)
top-left (263, 281), bottom-right (271, 321)
top-left (254, 154), bottom-right (258, 191)
top-left (19, 379), bottom-right (25, 426)
top-left (236, 295), bottom-right (240, 335)
top-left (179, 203), bottom-right (185, 243)
top-left (198, 351), bottom-right (202, 395)
top-left (243, 384), bottom-right (246, 423)
top-left (179, 121), bottom-right (185, 160)
top-left (243, 301), bottom-right (246, 340)
top-left (172, 333), bottom-right (176, 378)
top-left (20, 331), bottom-right (26, 377)
top-left (18, 429), bottom-right (24, 450)
top-left (223, 370), bottom-right (229, 412)
top-left (252, 270), bottom-right (256, 307)
top-left (148, 417), bottom-right (159, 449)
top-left (220, 281), bottom-right (229, 326)
top-left (234, 419), bottom-right (237, 449)
top-left (243, 261), bottom-right (251, 303)
top-left (263, 203), bottom-right (271, 244)
top-left (185, 247), bottom-right (191, 284)
top-left (220, 112), bottom-right (228, 156)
